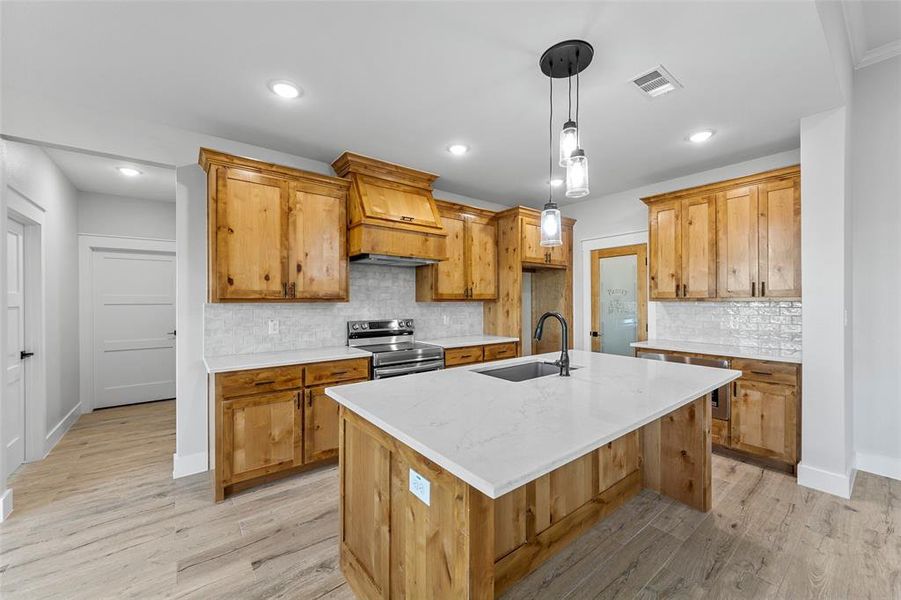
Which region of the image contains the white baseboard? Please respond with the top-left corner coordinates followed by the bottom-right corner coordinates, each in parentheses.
top-left (44, 402), bottom-right (82, 456)
top-left (172, 451), bottom-right (208, 479)
top-left (855, 452), bottom-right (901, 482)
top-left (0, 488), bottom-right (13, 522)
top-left (797, 462), bottom-right (856, 499)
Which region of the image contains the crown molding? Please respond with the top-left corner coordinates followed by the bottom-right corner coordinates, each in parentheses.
top-left (856, 39), bottom-right (901, 69)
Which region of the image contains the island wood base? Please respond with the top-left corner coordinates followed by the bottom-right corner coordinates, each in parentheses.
top-left (338, 395), bottom-right (711, 599)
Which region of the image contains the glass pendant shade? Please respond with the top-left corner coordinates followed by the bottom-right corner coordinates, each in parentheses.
top-left (540, 203), bottom-right (563, 246)
top-left (559, 121), bottom-right (578, 166)
top-left (565, 149), bottom-right (589, 198)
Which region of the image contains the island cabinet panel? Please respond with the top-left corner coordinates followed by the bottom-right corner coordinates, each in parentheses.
top-left (339, 393), bottom-right (712, 600)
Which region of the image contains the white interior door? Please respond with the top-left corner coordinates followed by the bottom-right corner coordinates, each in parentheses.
top-left (5, 219), bottom-right (26, 477)
top-left (93, 249), bottom-right (176, 408)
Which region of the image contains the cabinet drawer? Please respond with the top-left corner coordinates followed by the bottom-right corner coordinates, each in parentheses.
top-left (304, 358), bottom-right (370, 386)
top-left (483, 342), bottom-right (517, 361)
top-left (732, 359), bottom-right (798, 385)
top-left (445, 346), bottom-right (484, 367)
top-left (219, 365), bottom-right (303, 399)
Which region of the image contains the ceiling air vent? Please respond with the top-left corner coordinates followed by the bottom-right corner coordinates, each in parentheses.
top-left (630, 65), bottom-right (682, 98)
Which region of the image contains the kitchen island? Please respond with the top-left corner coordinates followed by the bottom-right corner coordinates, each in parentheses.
top-left (326, 350), bottom-right (740, 599)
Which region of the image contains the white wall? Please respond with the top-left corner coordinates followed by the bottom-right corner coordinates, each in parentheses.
top-left (78, 192), bottom-right (175, 240)
top-left (798, 107), bottom-right (855, 497)
top-left (1, 141), bottom-right (81, 468)
top-left (851, 55), bottom-right (901, 481)
top-left (563, 149), bottom-right (801, 351)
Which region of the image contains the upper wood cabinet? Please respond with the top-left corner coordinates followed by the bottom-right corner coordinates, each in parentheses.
top-left (644, 166), bottom-right (800, 301)
top-left (416, 200), bottom-right (497, 301)
top-left (200, 148), bottom-right (351, 302)
top-left (521, 216), bottom-right (570, 267)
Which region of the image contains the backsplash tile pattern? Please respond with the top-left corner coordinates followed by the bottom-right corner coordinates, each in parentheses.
top-left (204, 264), bottom-right (483, 357)
top-left (654, 301), bottom-right (802, 352)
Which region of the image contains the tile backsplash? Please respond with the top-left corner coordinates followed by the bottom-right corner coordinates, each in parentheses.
top-left (654, 301), bottom-right (802, 352)
top-left (204, 263), bottom-right (484, 357)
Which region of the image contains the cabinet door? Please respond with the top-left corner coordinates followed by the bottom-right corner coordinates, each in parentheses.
top-left (521, 217), bottom-right (546, 264)
top-left (214, 167), bottom-right (288, 300)
top-left (356, 175), bottom-right (443, 230)
top-left (288, 183), bottom-right (348, 300)
top-left (547, 225), bottom-right (571, 266)
top-left (649, 199), bottom-right (681, 299)
top-left (221, 390), bottom-right (301, 485)
top-left (731, 380), bottom-right (797, 463)
top-left (758, 177), bottom-right (801, 298)
top-left (435, 214), bottom-right (467, 299)
top-left (716, 185), bottom-right (759, 298)
top-left (680, 194), bottom-right (716, 298)
top-left (303, 385), bottom-right (343, 463)
top-left (466, 220), bottom-right (497, 299)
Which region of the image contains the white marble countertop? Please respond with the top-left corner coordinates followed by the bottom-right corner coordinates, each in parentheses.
top-left (420, 335), bottom-right (520, 349)
top-left (203, 346), bottom-right (370, 374)
top-left (631, 340), bottom-right (802, 364)
top-left (326, 350), bottom-right (740, 499)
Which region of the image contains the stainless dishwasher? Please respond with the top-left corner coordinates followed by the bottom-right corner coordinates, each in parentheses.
top-left (637, 351), bottom-right (731, 420)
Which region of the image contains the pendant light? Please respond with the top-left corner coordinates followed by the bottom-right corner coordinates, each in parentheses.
top-left (559, 75), bottom-right (578, 166)
top-left (540, 40), bottom-right (593, 215)
top-left (541, 65), bottom-right (562, 247)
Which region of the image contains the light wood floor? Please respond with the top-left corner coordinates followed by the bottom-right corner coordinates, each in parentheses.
top-left (1, 401), bottom-right (898, 599)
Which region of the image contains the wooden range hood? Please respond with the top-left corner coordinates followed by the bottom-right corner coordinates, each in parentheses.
top-left (331, 152), bottom-right (447, 265)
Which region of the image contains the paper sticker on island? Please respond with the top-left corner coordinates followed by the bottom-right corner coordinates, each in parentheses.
top-left (409, 468), bottom-right (431, 506)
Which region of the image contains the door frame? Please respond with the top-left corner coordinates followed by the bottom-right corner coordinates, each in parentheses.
top-left (579, 231), bottom-right (654, 352)
top-left (589, 244), bottom-right (648, 353)
top-left (6, 189), bottom-right (47, 466)
top-left (78, 234), bottom-right (176, 412)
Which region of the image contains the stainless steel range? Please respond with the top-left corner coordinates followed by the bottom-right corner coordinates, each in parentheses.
top-left (347, 319), bottom-right (444, 379)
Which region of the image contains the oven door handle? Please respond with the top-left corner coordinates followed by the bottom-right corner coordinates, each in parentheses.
top-left (373, 359), bottom-right (445, 379)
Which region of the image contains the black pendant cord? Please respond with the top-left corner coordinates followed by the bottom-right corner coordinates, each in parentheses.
top-left (576, 54), bottom-right (581, 146)
top-left (567, 71), bottom-right (572, 122)
top-left (548, 65), bottom-right (553, 205)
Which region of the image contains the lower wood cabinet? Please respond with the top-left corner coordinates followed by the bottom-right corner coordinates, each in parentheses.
top-left (220, 390), bottom-right (302, 487)
top-left (214, 357), bottom-right (368, 500)
top-left (731, 379), bottom-right (797, 464)
top-left (303, 385), bottom-right (342, 463)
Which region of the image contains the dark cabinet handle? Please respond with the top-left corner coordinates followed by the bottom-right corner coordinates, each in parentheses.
top-left (750, 370), bottom-right (772, 376)
top-left (761, 281), bottom-right (766, 297)
top-left (331, 370), bottom-right (348, 376)
top-left (751, 281), bottom-right (756, 297)
top-left (282, 283), bottom-right (288, 297)
top-left (254, 380), bottom-right (275, 386)
top-left (401, 215), bottom-right (414, 222)
top-left (682, 283), bottom-right (687, 297)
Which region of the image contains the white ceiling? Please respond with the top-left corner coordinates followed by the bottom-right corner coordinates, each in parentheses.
top-left (1, 2), bottom-right (843, 207)
top-left (42, 147), bottom-right (175, 202)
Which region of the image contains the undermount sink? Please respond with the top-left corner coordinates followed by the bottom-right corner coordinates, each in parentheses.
top-left (476, 361), bottom-right (577, 382)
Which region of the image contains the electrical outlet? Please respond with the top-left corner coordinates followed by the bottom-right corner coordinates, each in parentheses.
top-left (442, 314), bottom-right (450, 326)
top-left (267, 319), bottom-right (279, 335)
top-left (408, 468), bottom-right (431, 506)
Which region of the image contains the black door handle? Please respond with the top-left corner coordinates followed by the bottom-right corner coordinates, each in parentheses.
top-left (167, 330), bottom-right (176, 336)
top-left (20, 351), bottom-right (34, 359)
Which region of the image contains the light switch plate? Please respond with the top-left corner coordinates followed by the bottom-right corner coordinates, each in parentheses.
top-left (408, 468), bottom-right (431, 506)
top-left (268, 319), bottom-right (279, 335)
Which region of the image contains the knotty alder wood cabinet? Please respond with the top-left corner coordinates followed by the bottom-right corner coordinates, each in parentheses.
top-left (200, 148), bottom-right (351, 302)
top-left (212, 357), bottom-right (368, 500)
top-left (416, 200), bottom-right (498, 301)
top-left (644, 166), bottom-right (801, 301)
top-left (443, 341), bottom-right (519, 367)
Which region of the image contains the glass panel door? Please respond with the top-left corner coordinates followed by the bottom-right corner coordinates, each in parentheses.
top-left (590, 244), bottom-right (647, 355)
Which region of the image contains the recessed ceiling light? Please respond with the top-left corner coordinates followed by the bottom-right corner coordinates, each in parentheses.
top-left (117, 167), bottom-right (142, 177)
top-left (447, 144), bottom-right (469, 156)
top-left (688, 130), bottom-right (714, 143)
top-left (268, 80), bottom-right (302, 99)
top-left (549, 178), bottom-right (563, 188)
